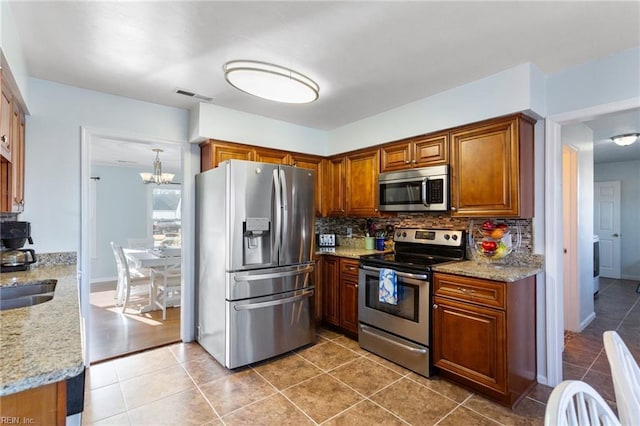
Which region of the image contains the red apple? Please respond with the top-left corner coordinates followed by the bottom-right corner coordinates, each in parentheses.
top-left (481, 240), bottom-right (497, 251)
top-left (496, 223), bottom-right (509, 232)
top-left (481, 220), bottom-right (495, 231)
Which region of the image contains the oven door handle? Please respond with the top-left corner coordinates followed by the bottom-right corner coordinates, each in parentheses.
top-left (360, 265), bottom-right (428, 281)
top-left (360, 324), bottom-right (428, 354)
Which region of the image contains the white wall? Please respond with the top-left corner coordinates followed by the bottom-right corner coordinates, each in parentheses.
top-left (326, 63), bottom-right (546, 155)
top-left (22, 78), bottom-right (189, 254)
top-left (594, 160), bottom-right (640, 281)
top-left (91, 165), bottom-right (150, 280)
top-left (562, 123), bottom-right (595, 329)
top-left (546, 47), bottom-right (640, 116)
top-left (192, 102), bottom-right (327, 156)
top-left (0, 2), bottom-right (29, 109)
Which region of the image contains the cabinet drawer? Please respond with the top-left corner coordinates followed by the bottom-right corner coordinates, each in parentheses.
top-left (433, 273), bottom-right (505, 309)
top-left (340, 258), bottom-right (360, 277)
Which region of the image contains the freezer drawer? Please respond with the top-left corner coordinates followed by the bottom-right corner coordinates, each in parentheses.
top-left (225, 287), bottom-right (316, 368)
top-left (227, 263), bottom-right (314, 300)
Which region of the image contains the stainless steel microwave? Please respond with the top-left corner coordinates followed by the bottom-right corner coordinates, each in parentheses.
top-left (378, 165), bottom-right (449, 212)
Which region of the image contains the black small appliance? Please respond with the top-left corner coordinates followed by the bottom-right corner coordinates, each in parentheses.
top-left (1, 221), bottom-right (37, 272)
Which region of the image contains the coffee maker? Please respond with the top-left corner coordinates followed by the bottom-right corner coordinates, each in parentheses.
top-left (1, 221), bottom-right (37, 272)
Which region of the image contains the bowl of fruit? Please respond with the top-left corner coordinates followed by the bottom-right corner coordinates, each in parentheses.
top-left (470, 220), bottom-right (520, 264)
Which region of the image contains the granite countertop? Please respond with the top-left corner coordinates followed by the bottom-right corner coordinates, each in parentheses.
top-left (0, 264), bottom-right (84, 396)
top-left (315, 247), bottom-right (388, 259)
top-left (432, 254), bottom-right (544, 282)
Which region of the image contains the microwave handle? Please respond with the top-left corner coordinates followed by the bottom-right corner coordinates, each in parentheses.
top-left (421, 177), bottom-right (430, 207)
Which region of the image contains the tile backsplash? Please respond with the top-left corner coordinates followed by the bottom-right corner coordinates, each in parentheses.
top-left (315, 213), bottom-right (533, 256)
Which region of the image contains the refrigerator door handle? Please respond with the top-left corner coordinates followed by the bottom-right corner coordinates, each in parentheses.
top-left (273, 169), bottom-right (282, 262)
top-left (233, 289), bottom-right (314, 311)
top-left (279, 168), bottom-right (288, 258)
top-left (234, 265), bottom-right (314, 282)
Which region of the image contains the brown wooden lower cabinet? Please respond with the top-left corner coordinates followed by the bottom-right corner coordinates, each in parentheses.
top-left (432, 272), bottom-right (536, 408)
top-left (0, 381), bottom-right (67, 425)
top-left (320, 256), bottom-right (359, 336)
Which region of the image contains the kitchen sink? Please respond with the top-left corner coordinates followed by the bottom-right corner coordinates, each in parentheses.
top-left (0, 280), bottom-right (57, 311)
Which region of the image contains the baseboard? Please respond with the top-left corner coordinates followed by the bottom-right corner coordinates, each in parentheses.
top-left (621, 274), bottom-right (640, 281)
top-left (579, 311), bottom-right (596, 332)
top-left (91, 278), bottom-right (117, 293)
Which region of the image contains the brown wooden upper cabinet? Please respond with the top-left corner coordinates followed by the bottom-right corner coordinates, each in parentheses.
top-left (380, 132), bottom-right (449, 172)
top-left (0, 74), bottom-right (26, 213)
top-left (450, 114), bottom-right (535, 218)
top-left (326, 147), bottom-right (380, 217)
top-left (199, 139), bottom-right (324, 216)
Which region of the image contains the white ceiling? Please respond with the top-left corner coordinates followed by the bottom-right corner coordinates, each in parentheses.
top-left (7, 1), bottom-right (640, 165)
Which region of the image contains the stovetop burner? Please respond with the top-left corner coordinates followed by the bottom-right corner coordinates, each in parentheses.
top-left (360, 228), bottom-right (466, 273)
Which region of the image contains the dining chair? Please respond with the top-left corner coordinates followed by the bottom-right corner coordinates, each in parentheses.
top-left (110, 241), bottom-right (152, 313)
top-left (152, 254), bottom-right (181, 320)
top-left (603, 330), bottom-right (640, 426)
top-left (544, 380), bottom-right (620, 426)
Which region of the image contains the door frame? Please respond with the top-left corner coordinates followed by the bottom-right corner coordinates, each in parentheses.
top-left (80, 127), bottom-right (197, 363)
top-left (544, 97), bottom-right (639, 387)
top-left (562, 145), bottom-right (579, 332)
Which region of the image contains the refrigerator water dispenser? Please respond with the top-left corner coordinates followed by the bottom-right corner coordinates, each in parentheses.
top-left (244, 217), bottom-right (271, 265)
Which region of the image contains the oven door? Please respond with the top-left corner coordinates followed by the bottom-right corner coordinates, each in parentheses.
top-left (358, 264), bottom-right (430, 345)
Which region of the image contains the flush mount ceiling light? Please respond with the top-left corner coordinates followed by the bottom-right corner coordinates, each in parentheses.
top-left (223, 60), bottom-right (319, 104)
top-left (611, 133), bottom-right (639, 146)
top-left (140, 149), bottom-right (175, 185)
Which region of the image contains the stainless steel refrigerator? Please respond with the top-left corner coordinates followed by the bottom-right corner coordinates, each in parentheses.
top-left (195, 159), bottom-right (316, 368)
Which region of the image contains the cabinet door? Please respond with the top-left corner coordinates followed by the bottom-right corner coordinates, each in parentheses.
top-left (200, 140), bottom-right (254, 171)
top-left (345, 148), bottom-right (380, 216)
top-left (254, 147), bottom-right (292, 165)
top-left (291, 153), bottom-right (323, 217)
top-left (11, 105), bottom-right (25, 210)
top-left (340, 275), bottom-right (359, 335)
top-left (325, 156), bottom-right (346, 217)
top-left (0, 381), bottom-right (66, 426)
top-left (450, 115), bottom-right (534, 217)
top-left (380, 139), bottom-right (412, 172)
top-left (0, 89), bottom-right (11, 161)
top-left (412, 132), bottom-right (448, 167)
top-left (322, 256), bottom-right (340, 327)
top-left (433, 296), bottom-right (506, 394)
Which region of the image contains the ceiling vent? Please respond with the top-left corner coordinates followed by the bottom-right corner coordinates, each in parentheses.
top-left (175, 88), bottom-right (214, 102)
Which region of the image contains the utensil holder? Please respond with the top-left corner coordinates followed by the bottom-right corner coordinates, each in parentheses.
top-left (364, 237), bottom-right (375, 250)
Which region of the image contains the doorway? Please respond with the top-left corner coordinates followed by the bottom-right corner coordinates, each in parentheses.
top-left (594, 180), bottom-right (621, 279)
top-left (80, 127), bottom-right (194, 364)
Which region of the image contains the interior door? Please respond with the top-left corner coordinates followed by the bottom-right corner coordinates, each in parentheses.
top-left (594, 181), bottom-right (621, 278)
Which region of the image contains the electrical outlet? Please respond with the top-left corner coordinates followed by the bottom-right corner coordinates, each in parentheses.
top-left (346, 227), bottom-right (352, 238)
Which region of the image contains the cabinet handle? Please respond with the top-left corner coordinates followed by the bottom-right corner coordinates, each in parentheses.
top-left (411, 159), bottom-right (417, 164)
top-left (457, 287), bottom-right (475, 294)
top-left (355, 284), bottom-right (359, 288)
top-left (451, 206), bottom-right (457, 211)
top-left (374, 208), bottom-right (378, 212)
top-left (0, 135), bottom-right (7, 145)
top-left (433, 304), bottom-right (438, 309)
top-left (405, 160), bottom-right (410, 164)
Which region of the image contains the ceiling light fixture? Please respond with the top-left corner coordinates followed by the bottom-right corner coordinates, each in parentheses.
top-left (140, 149), bottom-right (174, 185)
top-left (223, 60), bottom-right (319, 104)
top-left (610, 133), bottom-right (639, 146)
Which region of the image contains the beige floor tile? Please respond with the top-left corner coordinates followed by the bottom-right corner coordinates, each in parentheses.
top-left (562, 361), bottom-right (587, 381)
top-left (407, 373), bottom-right (473, 403)
top-left (330, 357), bottom-right (402, 396)
top-left (83, 383), bottom-right (127, 424)
top-left (127, 388), bottom-right (217, 425)
top-left (323, 400), bottom-right (407, 426)
top-left (282, 374), bottom-right (363, 423)
top-left (221, 393), bottom-right (313, 425)
top-left (296, 341), bottom-right (361, 371)
top-left (365, 352), bottom-right (412, 376)
top-left (115, 347), bottom-right (179, 381)
top-left (526, 383), bottom-right (553, 405)
top-left (199, 369), bottom-right (276, 416)
top-left (332, 335), bottom-right (370, 356)
top-left (85, 412), bottom-right (131, 425)
top-left (562, 345), bottom-right (599, 370)
top-left (252, 353), bottom-right (323, 390)
top-left (120, 364), bottom-right (195, 409)
top-left (87, 361), bottom-right (119, 390)
top-left (438, 406), bottom-right (501, 426)
top-left (316, 327), bottom-right (342, 340)
top-left (169, 341), bottom-right (210, 363)
top-left (582, 369), bottom-right (616, 402)
top-left (463, 394), bottom-right (545, 426)
top-left (370, 378), bottom-right (458, 425)
top-left (182, 353), bottom-right (235, 385)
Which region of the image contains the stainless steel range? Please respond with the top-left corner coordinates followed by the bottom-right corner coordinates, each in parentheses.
top-left (358, 228), bottom-right (465, 377)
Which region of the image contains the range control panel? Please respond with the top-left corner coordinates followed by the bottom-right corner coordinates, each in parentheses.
top-left (393, 228), bottom-right (464, 247)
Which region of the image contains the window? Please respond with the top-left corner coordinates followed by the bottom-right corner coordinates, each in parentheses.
top-left (150, 187), bottom-right (181, 247)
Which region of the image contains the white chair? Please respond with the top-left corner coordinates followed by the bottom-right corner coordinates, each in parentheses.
top-left (152, 255), bottom-right (181, 320)
top-left (110, 241), bottom-right (152, 313)
top-left (603, 330), bottom-right (640, 426)
top-left (545, 380), bottom-right (620, 426)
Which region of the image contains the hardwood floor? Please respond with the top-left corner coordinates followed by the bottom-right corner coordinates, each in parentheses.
top-left (89, 282), bottom-right (180, 364)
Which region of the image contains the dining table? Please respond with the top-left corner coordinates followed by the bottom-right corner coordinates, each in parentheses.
top-left (123, 247), bottom-right (181, 313)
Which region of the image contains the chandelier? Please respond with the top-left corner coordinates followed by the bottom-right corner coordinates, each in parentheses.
top-left (139, 149), bottom-right (175, 185)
